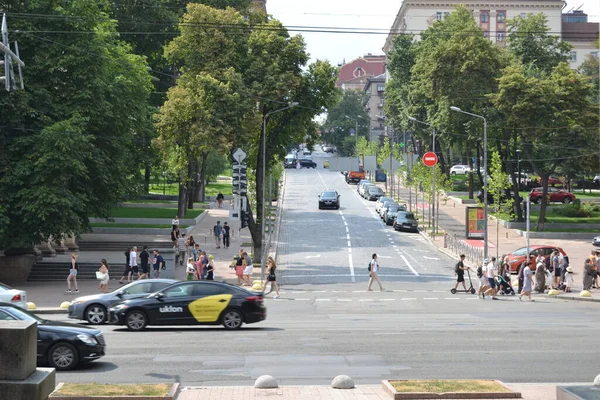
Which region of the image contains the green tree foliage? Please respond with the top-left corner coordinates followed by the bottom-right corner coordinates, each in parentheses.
top-left (322, 90), bottom-right (367, 152)
top-left (0, 0), bottom-right (153, 249)
top-left (486, 151), bottom-right (514, 216)
top-left (384, 34), bottom-right (416, 132)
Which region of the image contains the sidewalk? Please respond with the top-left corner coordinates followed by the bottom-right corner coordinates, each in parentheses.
top-left (178, 382), bottom-right (559, 400)
top-left (387, 183), bottom-right (600, 302)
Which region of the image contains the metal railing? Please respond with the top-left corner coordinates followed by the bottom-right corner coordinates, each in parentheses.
top-left (444, 232), bottom-right (484, 267)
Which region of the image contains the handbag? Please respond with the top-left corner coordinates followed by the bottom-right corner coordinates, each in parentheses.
top-left (96, 271), bottom-right (106, 280)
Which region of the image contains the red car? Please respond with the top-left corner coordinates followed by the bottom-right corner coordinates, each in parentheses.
top-left (529, 187), bottom-right (576, 204)
top-left (505, 245), bottom-right (567, 273)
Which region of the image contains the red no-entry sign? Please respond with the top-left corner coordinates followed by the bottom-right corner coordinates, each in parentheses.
top-left (422, 152), bottom-right (438, 167)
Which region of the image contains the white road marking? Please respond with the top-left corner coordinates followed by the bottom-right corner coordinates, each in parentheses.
top-left (305, 254), bottom-right (321, 259)
top-left (345, 227), bottom-right (349, 233)
top-left (423, 298), bottom-right (439, 300)
top-left (348, 253), bottom-right (355, 283)
top-left (377, 255), bottom-right (392, 259)
top-left (359, 299), bottom-right (374, 302)
top-left (374, 332), bottom-right (406, 335)
top-left (312, 290), bottom-right (327, 293)
top-left (337, 299), bottom-right (352, 302)
top-left (423, 256), bottom-right (441, 260)
top-left (401, 298), bottom-right (417, 301)
top-left (445, 297), bottom-right (460, 300)
top-left (346, 234), bottom-right (351, 240)
top-left (400, 254), bottom-right (420, 276)
top-left (347, 240), bottom-right (351, 247)
top-left (295, 298), bottom-right (310, 301)
top-left (315, 298), bottom-right (330, 302)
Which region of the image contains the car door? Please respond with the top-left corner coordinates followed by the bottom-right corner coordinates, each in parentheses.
top-left (0, 309), bottom-right (45, 361)
top-left (149, 283), bottom-right (197, 325)
top-left (187, 283), bottom-right (233, 324)
top-left (548, 188), bottom-right (559, 202)
top-left (121, 282), bottom-right (154, 301)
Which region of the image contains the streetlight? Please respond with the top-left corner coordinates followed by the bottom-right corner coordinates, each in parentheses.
top-left (261, 102), bottom-right (299, 279)
top-left (450, 106), bottom-right (488, 259)
top-left (516, 149), bottom-right (522, 191)
top-left (409, 117), bottom-right (436, 235)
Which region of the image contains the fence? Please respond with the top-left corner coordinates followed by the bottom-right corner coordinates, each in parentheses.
top-left (444, 232), bottom-right (484, 268)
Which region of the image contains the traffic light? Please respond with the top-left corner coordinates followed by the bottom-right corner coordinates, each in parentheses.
top-left (240, 210), bottom-right (249, 229)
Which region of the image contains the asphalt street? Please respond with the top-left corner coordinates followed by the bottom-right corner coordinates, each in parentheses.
top-left (45, 148), bottom-right (600, 387)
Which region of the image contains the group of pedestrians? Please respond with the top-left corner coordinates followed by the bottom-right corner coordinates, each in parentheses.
top-left (185, 249), bottom-right (215, 281)
top-left (232, 249), bottom-right (256, 287)
top-left (213, 220), bottom-right (231, 249)
top-left (118, 246), bottom-right (165, 284)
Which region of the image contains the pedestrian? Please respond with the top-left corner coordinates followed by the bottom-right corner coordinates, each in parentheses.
top-left (242, 252), bottom-right (253, 286)
top-left (367, 253), bottom-right (385, 292)
top-left (560, 256), bottom-right (570, 287)
top-left (213, 221), bottom-right (223, 249)
top-left (216, 192), bottom-right (225, 208)
top-left (98, 259), bottom-right (110, 293)
top-left (138, 246), bottom-right (150, 280)
top-left (206, 255), bottom-right (215, 281)
top-left (485, 257), bottom-right (499, 300)
top-left (127, 246), bottom-right (138, 282)
top-left (551, 250), bottom-right (562, 289)
top-left (186, 257), bottom-right (196, 281)
top-left (66, 253), bottom-right (79, 293)
top-left (519, 261), bottom-right (534, 302)
top-left (170, 226), bottom-right (180, 247)
top-left (119, 247), bottom-right (131, 284)
top-left (564, 266), bottom-right (574, 292)
top-left (264, 256), bottom-right (280, 298)
top-left (235, 250), bottom-right (244, 285)
top-left (177, 233), bottom-right (187, 266)
top-left (517, 260), bottom-right (526, 294)
top-left (222, 222), bottom-right (231, 249)
top-left (201, 251), bottom-right (209, 279)
top-left (172, 215), bottom-right (180, 230)
top-left (453, 254), bottom-right (469, 292)
top-left (152, 250), bottom-right (164, 278)
top-left (534, 255), bottom-right (546, 293)
top-left (584, 258), bottom-right (595, 291)
top-left (594, 251), bottom-right (600, 288)
top-left (478, 259), bottom-right (490, 299)
top-left (195, 253), bottom-right (204, 280)
top-left (192, 243), bottom-right (199, 261)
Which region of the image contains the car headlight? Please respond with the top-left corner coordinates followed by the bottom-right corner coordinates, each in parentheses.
top-left (70, 300), bottom-right (85, 305)
top-left (77, 334), bottom-right (98, 345)
top-left (110, 304), bottom-right (128, 312)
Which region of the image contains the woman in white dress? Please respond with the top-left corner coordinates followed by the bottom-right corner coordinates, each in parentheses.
top-left (98, 259), bottom-right (110, 293)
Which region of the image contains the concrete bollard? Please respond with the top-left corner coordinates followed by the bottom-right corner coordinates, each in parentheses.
top-left (547, 289), bottom-right (560, 296)
top-left (26, 302), bottom-right (36, 310)
top-left (254, 375), bottom-right (278, 389)
top-left (60, 301), bottom-right (70, 309)
top-left (580, 290), bottom-right (591, 298)
top-left (331, 375), bottom-right (355, 389)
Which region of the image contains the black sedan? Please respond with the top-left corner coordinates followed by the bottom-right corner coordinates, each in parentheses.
top-left (0, 303), bottom-right (106, 371)
top-left (318, 190), bottom-right (340, 209)
top-left (299, 159), bottom-right (317, 169)
top-left (109, 281), bottom-right (266, 331)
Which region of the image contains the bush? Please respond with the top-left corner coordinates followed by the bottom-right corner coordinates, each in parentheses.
top-left (552, 204), bottom-right (591, 218)
top-left (581, 202), bottom-right (600, 213)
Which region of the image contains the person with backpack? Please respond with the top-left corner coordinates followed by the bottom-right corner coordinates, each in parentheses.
top-left (453, 254), bottom-right (469, 292)
top-left (477, 259), bottom-right (490, 299)
top-left (367, 253), bottom-right (384, 292)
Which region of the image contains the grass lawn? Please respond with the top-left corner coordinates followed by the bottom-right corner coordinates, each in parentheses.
top-left (148, 182), bottom-right (232, 197)
top-left (205, 182), bottom-right (233, 197)
top-left (108, 207), bottom-right (204, 219)
top-left (390, 380), bottom-right (510, 393)
top-left (54, 383), bottom-right (171, 396)
top-left (124, 200), bottom-right (208, 206)
top-left (529, 210), bottom-right (600, 224)
top-left (532, 227), bottom-right (599, 233)
top-left (91, 223), bottom-right (189, 229)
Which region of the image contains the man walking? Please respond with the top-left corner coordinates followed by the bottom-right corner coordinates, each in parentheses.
top-left (222, 222), bottom-right (231, 249)
top-left (152, 250), bottom-right (164, 278)
top-left (138, 246), bottom-right (150, 280)
top-left (478, 258), bottom-right (490, 299)
top-left (485, 256), bottom-right (499, 300)
top-left (367, 253), bottom-right (384, 292)
top-left (453, 254), bottom-right (469, 292)
top-left (213, 221), bottom-right (223, 249)
top-left (127, 246), bottom-right (138, 283)
top-left (177, 233), bottom-right (187, 266)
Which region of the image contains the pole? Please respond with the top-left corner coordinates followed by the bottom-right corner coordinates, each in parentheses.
top-left (517, 150), bottom-right (521, 191)
top-left (355, 119), bottom-right (358, 156)
top-left (261, 114), bottom-right (267, 279)
top-left (526, 198), bottom-right (530, 259)
top-left (432, 127), bottom-right (436, 235)
top-left (483, 118), bottom-right (488, 259)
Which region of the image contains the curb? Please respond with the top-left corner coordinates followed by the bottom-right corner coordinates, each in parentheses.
top-left (34, 308), bottom-right (68, 314)
top-left (547, 294), bottom-right (600, 303)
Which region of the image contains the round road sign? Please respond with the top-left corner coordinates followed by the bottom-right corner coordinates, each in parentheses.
top-left (422, 152), bottom-right (438, 167)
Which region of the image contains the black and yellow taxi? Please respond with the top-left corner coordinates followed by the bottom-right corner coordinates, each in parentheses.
top-left (108, 281), bottom-right (266, 331)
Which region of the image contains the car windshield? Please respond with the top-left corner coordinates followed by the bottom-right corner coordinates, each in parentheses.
top-left (398, 212), bottom-right (415, 219)
top-left (389, 206), bottom-right (398, 212)
top-left (0, 283), bottom-right (10, 291)
top-left (369, 188), bottom-right (382, 193)
top-left (4, 307), bottom-right (44, 323)
top-left (511, 247), bottom-right (528, 256)
top-left (321, 191), bottom-right (337, 198)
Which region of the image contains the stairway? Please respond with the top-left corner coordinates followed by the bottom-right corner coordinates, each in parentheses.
top-left (28, 262), bottom-right (101, 281)
top-left (77, 240), bottom-right (172, 252)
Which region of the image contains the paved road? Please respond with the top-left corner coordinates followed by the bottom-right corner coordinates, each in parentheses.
top-left (45, 149), bottom-right (600, 387)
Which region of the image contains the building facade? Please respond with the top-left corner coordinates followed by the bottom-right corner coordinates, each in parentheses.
top-left (562, 10), bottom-right (599, 69)
top-left (364, 73), bottom-right (387, 143)
top-left (337, 54), bottom-right (386, 90)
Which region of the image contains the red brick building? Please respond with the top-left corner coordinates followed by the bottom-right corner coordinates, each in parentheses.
top-left (337, 54), bottom-right (386, 91)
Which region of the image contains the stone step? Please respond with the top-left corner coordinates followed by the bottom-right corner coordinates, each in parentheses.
top-left (29, 262), bottom-right (108, 281)
top-left (77, 241), bottom-right (172, 251)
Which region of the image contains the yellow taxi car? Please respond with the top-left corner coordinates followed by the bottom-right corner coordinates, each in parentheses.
top-left (108, 281), bottom-right (266, 331)
top-left (323, 160), bottom-right (330, 168)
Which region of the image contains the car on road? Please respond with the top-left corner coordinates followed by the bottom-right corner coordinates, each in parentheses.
top-left (323, 146), bottom-right (335, 153)
top-left (357, 180), bottom-right (371, 193)
top-left (346, 169), bottom-right (366, 184)
top-left (109, 281), bottom-right (266, 331)
top-left (323, 160), bottom-right (330, 168)
top-left (0, 282), bottom-right (27, 310)
top-left (505, 245), bottom-right (567, 273)
top-left (318, 190), bottom-right (340, 209)
top-left (375, 197), bottom-right (393, 214)
top-left (365, 186), bottom-right (384, 201)
top-left (593, 236), bottom-right (600, 247)
top-left (358, 182), bottom-right (374, 197)
top-left (0, 303), bottom-right (106, 370)
top-left (529, 187), bottom-right (576, 204)
top-left (393, 211), bottom-right (419, 232)
top-left (450, 165), bottom-right (470, 175)
top-left (476, 190), bottom-right (522, 204)
top-left (303, 149), bottom-right (311, 156)
top-left (298, 159), bottom-right (317, 169)
top-left (379, 200), bottom-right (399, 219)
top-left (68, 279), bottom-right (178, 324)
top-left (383, 204), bottom-right (406, 225)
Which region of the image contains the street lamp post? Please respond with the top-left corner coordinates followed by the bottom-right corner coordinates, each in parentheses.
top-left (261, 102), bottom-right (299, 279)
top-left (516, 149), bottom-right (522, 191)
top-left (450, 106), bottom-right (488, 259)
top-left (408, 117), bottom-right (436, 235)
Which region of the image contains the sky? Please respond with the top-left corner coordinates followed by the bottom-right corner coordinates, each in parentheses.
top-left (267, 0), bottom-right (600, 65)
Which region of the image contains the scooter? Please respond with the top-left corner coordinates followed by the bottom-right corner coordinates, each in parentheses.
top-left (451, 269), bottom-right (476, 294)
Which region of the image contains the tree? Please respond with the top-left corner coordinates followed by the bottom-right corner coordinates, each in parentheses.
top-left (485, 151), bottom-right (514, 257)
top-left (0, 0), bottom-right (153, 250)
top-left (384, 34), bottom-right (416, 133)
top-left (322, 90), bottom-right (368, 151)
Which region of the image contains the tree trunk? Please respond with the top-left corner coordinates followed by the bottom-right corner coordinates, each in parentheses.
top-left (143, 164), bottom-right (151, 193)
top-left (178, 162), bottom-right (194, 217)
top-left (198, 151), bottom-right (209, 202)
top-left (467, 149), bottom-right (474, 199)
top-left (537, 174), bottom-right (550, 231)
top-left (188, 160), bottom-right (198, 209)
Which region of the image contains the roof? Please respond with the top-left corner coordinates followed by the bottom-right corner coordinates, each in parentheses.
top-left (364, 73), bottom-right (386, 91)
top-left (337, 55), bottom-right (386, 87)
top-left (562, 21), bottom-right (600, 41)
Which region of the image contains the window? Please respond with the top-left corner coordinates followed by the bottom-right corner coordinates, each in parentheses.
top-left (483, 31), bottom-right (490, 38)
top-left (511, 247), bottom-right (528, 257)
top-left (520, 13), bottom-right (527, 18)
top-left (376, 84), bottom-right (385, 92)
top-left (497, 11), bottom-right (506, 22)
top-left (0, 310), bottom-right (16, 320)
top-left (191, 283), bottom-right (224, 297)
top-left (497, 32), bottom-right (505, 42)
top-left (123, 282), bottom-right (152, 295)
top-left (591, 51), bottom-right (599, 59)
top-left (436, 12), bottom-right (442, 21)
top-left (480, 11), bottom-right (489, 23)
top-left (163, 283), bottom-right (195, 298)
top-left (569, 51), bottom-right (577, 62)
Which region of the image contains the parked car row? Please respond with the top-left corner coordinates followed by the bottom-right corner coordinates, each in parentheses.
top-left (374, 197), bottom-right (417, 232)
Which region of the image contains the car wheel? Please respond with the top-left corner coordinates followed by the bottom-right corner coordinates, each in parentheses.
top-left (336, 205), bottom-right (340, 210)
top-left (85, 304), bottom-right (107, 324)
top-left (451, 171), bottom-right (456, 175)
top-left (563, 197), bottom-right (572, 204)
top-left (48, 342), bottom-right (79, 371)
top-left (222, 309), bottom-right (243, 330)
top-left (126, 310), bottom-right (148, 331)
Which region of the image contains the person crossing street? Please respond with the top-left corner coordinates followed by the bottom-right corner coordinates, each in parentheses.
top-left (367, 253), bottom-right (384, 292)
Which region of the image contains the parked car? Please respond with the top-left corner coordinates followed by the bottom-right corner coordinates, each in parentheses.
top-left (529, 187), bottom-right (575, 204)
top-left (318, 190), bottom-right (340, 209)
top-left (450, 165), bottom-right (470, 175)
top-left (346, 170), bottom-right (366, 184)
top-left (68, 279), bottom-right (178, 324)
top-left (357, 180), bottom-right (371, 193)
top-left (365, 186), bottom-right (384, 201)
top-left (298, 159), bottom-right (317, 169)
top-left (383, 204), bottom-right (406, 225)
top-left (0, 303), bottom-right (106, 370)
top-left (0, 283), bottom-right (27, 310)
top-left (379, 200), bottom-right (399, 219)
top-left (476, 190), bottom-right (522, 204)
top-left (375, 197), bottom-right (393, 214)
top-left (393, 211), bottom-right (419, 232)
top-left (359, 183), bottom-right (375, 197)
top-left (505, 245), bottom-right (567, 273)
top-left (593, 236), bottom-right (600, 247)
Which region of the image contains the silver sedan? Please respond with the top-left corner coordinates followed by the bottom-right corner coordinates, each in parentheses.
top-left (68, 279), bottom-right (178, 324)
top-left (0, 282), bottom-right (27, 310)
